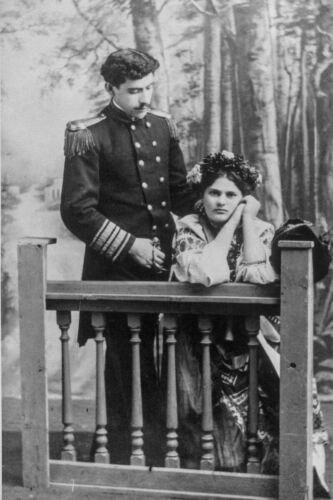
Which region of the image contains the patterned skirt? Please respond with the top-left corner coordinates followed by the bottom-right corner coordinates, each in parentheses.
top-left (176, 321), bottom-right (329, 475)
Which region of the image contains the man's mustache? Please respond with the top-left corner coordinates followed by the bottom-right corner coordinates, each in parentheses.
top-left (135, 104), bottom-right (150, 110)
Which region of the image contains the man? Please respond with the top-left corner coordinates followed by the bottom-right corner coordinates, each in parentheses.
top-left (60, 48), bottom-right (194, 461)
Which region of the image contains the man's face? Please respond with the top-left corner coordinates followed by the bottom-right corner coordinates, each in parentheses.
top-left (111, 73), bottom-right (155, 119)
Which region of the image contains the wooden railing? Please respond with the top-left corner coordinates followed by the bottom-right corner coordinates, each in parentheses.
top-left (17, 238), bottom-right (315, 500)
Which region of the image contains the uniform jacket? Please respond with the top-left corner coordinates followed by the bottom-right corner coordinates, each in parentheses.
top-left (60, 101), bottom-right (195, 344)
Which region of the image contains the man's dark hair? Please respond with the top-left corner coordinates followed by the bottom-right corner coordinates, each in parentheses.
top-left (101, 48), bottom-right (160, 87)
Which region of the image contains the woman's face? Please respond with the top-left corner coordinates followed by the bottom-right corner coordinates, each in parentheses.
top-left (202, 176), bottom-right (243, 226)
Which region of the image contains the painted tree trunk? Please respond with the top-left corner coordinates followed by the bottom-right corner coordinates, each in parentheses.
top-left (300, 6), bottom-right (317, 221)
top-left (300, 30), bottom-right (312, 218)
top-left (131, 0), bottom-right (169, 111)
top-left (275, 0), bottom-right (301, 207)
top-left (282, 26), bottom-right (302, 215)
top-left (203, 7), bottom-right (222, 154)
top-left (235, 1), bottom-right (283, 227)
top-left (221, 30), bottom-right (234, 151)
top-left (315, 2), bottom-right (333, 228)
top-left (319, 80), bottom-right (333, 225)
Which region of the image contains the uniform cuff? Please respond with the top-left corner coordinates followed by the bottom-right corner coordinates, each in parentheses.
top-left (89, 220), bottom-right (135, 262)
top-left (116, 234), bottom-right (136, 263)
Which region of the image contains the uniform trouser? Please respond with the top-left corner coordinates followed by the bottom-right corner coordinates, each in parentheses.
top-left (104, 312), bottom-right (165, 464)
top-left (80, 243), bottom-right (172, 463)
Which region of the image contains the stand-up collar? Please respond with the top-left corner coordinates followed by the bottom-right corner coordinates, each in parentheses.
top-left (102, 100), bottom-right (146, 124)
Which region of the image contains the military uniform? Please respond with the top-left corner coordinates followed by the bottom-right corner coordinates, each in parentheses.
top-left (61, 100), bottom-right (194, 443)
top-left (61, 101), bottom-right (194, 335)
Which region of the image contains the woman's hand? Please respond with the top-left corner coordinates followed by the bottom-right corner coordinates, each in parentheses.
top-left (241, 195), bottom-right (260, 219)
top-left (240, 196), bottom-right (266, 264)
top-left (226, 200), bottom-right (245, 229)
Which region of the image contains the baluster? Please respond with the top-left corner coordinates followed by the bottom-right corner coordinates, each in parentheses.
top-left (92, 312), bottom-right (110, 463)
top-left (245, 315), bottom-right (260, 473)
top-left (164, 314), bottom-right (179, 468)
top-left (198, 316), bottom-right (215, 470)
top-left (57, 310), bottom-right (76, 461)
top-left (128, 314), bottom-right (145, 466)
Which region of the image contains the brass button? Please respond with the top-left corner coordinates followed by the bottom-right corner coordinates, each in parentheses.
top-left (138, 160), bottom-right (145, 167)
top-left (165, 223), bottom-right (169, 229)
top-left (134, 142), bottom-right (141, 148)
top-left (147, 204), bottom-right (153, 211)
top-left (142, 182), bottom-right (148, 189)
top-left (130, 124), bottom-right (136, 131)
top-left (152, 225), bottom-right (157, 231)
top-left (161, 201), bottom-right (167, 207)
top-left (152, 140), bottom-right (157, 146)
top-left (159, 177), bottom-right (165, 183)
top-left (146, 121), bottom-right (151, 128)
top-left (156, 156), bottom-right (161, 163)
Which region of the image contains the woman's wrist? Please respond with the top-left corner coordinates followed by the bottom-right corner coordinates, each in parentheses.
top-left (224, 217), bottom-right (240, 232)
top-left (242, 212), bottom-right (257, 222)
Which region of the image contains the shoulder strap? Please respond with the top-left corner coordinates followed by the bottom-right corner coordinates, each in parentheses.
top-left (64, 114), bottom-right (106, 158)
top-left (66, 114), bottom-right (106, 132)
top-left (149, 109), bottom-right (179, 140)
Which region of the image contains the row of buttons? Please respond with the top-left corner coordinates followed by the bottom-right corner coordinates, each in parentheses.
top-left (152, 224), bottom-right (169, 230)
top-left (130, 121), bottom-right (151, 131)
top-left (142, 177), bottom-right (165, 189)
top-left (138, 157), bottom-right (160, 166)
top-left (129, 121), bottom-right (168, 229)
top-left (134, 141), bottom-right (157, 148)
top-left (147, 201), bottom-right (167, 211)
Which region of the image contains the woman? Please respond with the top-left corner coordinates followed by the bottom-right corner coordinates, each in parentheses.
top-left (173, 151), bottom-right (276, 287)
top-left (171, 152), bottom-right (329, 494)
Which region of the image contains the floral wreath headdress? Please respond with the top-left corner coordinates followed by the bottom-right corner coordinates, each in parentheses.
top-left (187, 150), bottom-right (262, 190)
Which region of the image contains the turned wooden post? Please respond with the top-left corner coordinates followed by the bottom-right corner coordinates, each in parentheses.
top-left (163, 314), bottom-right (179, 468)
top-left (128, 314), bottom-right (145, 466)
top-left (57, 310), bottom-right (76, 461)
top-left (18, 237), bottom-right (56, 488)
top-left (245, 315), bottom-right (260, 473)
top-left (198, 316), bottom-right (215, 470)
top-left (92, 312), bottom-right (110, 463)
top-left (279, 241), bottom-right (314, 500)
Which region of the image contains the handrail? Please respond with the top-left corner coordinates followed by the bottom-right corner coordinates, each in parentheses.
top-left (46, 280), bottom-right (280, 315)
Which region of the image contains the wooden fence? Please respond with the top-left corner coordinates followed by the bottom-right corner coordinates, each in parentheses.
top-left (17, 238), bottom-right (315, 500)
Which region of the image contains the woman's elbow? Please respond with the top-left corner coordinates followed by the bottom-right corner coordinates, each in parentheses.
top-left (189, 266), bottom-right (230, 287)
top-left (236, 266), bottom-right (277, 284)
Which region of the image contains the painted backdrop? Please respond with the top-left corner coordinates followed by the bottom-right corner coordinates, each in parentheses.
top-left (2, 0), bottom-right (333, 399)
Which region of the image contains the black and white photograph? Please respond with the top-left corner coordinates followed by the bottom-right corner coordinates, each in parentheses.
top-left (1, 1), bottom-right (333, 499)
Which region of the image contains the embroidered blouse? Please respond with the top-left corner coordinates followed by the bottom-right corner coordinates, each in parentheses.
top-left (172, 213), bottom-right (278, 287)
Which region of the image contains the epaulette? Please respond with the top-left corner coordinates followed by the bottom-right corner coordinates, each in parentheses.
top-left (64, 114), bottom-right (106, 158)
top-left (149, 109), bottom-right (179, 140)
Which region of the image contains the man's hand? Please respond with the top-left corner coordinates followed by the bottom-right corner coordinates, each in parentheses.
top-left (128, 238), bottom-right (166, 271)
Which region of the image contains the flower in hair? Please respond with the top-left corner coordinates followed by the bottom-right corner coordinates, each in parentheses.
top-left (221, 150), bottom-right (235, 160)
top-left (256, 173), bottom-right (263, 187)
top-left (186, 163), bottom-right (202, 185)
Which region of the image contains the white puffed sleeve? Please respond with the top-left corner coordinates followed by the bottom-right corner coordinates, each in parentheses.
top-left (172, 216), bottom-right (230, 287)
top-left (235, 220), bottom-right (278, 284)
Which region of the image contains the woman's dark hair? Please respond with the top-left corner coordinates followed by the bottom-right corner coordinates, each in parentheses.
top-left (201, 169), bottom-right (252, 195)
top-left (187, 152), bottom-right (261, 196)
top-left (101, 48), bottom-right (160, 87)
